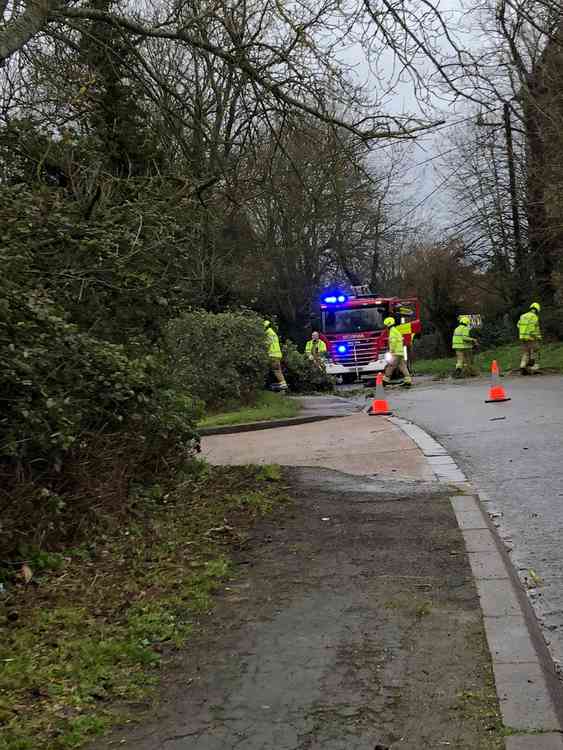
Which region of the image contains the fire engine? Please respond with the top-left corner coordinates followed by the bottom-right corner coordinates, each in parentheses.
top-left (319, 286), bottom-right (421, 383)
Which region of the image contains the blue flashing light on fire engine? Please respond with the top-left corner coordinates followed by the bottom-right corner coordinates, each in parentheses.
top-left (337, 344), bottom-right (347, 354)
top-left (323, 292), bottom-right (347, 305)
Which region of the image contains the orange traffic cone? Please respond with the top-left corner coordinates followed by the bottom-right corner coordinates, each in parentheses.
top-left (369, 373), bottom-right (393, 415)
top-left (485, 360), bottom-right (511, 403)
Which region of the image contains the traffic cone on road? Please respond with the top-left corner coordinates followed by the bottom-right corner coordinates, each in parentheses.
top-left (485, 360), bottom-right (511, 403)
top-left (368, 373), bottom-right (393, 416)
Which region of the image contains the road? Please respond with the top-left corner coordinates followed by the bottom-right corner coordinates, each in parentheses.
top-left (384, 374), bottom-right (563, 667)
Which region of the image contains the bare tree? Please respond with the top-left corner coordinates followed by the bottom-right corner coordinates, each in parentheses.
top-left (1, 0), bottom-right (448, 143)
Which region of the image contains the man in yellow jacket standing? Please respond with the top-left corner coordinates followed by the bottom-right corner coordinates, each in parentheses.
top-left (383, 317), bottom-right (412, 387)
top-left (305, 331), bottom-right (328, 367)
top-left (452, 315), bottom-right (477, 378)
top-left (517, 302), bottom-right (542, 375)
top-left (264, 320), bottom-right (288, 390)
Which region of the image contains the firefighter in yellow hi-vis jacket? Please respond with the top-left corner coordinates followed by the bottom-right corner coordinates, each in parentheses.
top-left (305, 332), bottom-right (328, 367)
top-left (264, 320), bottom-right (288, 390)
top-left (452, 315), bottom-right (477, 378)
top-left (383, 317), bottom-right (412, 387)
top-left (517, 302), bottom-right (541, 375)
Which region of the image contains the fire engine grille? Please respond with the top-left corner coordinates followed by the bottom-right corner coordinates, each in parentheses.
top-left (332, 339), bottom-right (378, 367)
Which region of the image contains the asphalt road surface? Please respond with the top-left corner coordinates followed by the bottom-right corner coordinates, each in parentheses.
top-left (384, 374), bottom-right (563, 668)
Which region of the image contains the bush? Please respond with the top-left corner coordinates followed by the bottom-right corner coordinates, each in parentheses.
top-left (281, 341), bottom-right (333, 393)
top-left (537, 306), bottom-right (563, 339)
top-left (476, 315), bottom-right (516, 350)
top-left (0, 286), bottom-right (200, 469)
top-left (413, 332), bottom-right (443, 360)
top-left (0, 287), bottom-right (201, 555)
top-left (166, 310), bottom-right (270, 408)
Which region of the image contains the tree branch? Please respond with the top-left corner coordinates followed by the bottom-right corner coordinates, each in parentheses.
top-left (54, 5), bottom-right (443, 142)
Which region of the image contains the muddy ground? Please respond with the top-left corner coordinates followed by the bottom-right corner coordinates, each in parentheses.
top-left (90, 468), bottom-right (502, 750)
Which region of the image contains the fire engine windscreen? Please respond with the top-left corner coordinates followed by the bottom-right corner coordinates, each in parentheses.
top-left (323, 306), bottom-right (386, 334)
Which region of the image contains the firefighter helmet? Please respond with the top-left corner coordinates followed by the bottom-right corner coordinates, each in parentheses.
top-left (530, 302), bottom-right (541, 312)
top-left (458, 315), bottom-right (471, 325)
top-left (263, 319), bottom-right (271, 328)
top-left (383, 317), bottom-right (395, 327)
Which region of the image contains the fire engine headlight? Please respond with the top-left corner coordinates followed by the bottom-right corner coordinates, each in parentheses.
top-left (384, 352), bottom-right (394, 364)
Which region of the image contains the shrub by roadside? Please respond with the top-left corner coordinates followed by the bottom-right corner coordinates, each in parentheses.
top-left (0, 285), bottom-right (201, 556)
top-left (281, 341), bottom-right (333, 393)
top-left (166, 310), bottom-right (269, 408)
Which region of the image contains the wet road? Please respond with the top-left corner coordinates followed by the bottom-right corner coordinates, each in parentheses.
top-left (386, 375), bottom-right (563, 666)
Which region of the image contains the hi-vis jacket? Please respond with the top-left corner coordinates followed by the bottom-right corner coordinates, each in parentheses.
top-left (517, 311), bottom-right (541, 341)
top-left (452, 323), bottom-right (476, 350)
top-left (305, 339), bottom-right (327, 356)
top-left (265, 326), bottom-right (282, 358)
top-left (388, 326), bottom-right (405, 357)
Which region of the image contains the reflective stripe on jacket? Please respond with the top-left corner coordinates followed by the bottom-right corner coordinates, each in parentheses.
top-left (518, 311), bottom-right (541, 341)
top-left (452, 324), bottom-right (475, 350)
top-left (265, 327), bottom-right (282, 358)
top-left (305, 339), bottom-right (327, 355)
top-left (388, 326), bottom-right (404, 356)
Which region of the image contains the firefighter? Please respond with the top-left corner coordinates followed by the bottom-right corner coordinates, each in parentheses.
top-left (264, 320), bottom-right (288, 390)
top-left (383, 317), bottom-right (412, 387)
top-left (517, 302), bottom-right (542, 375)
top-left (305, 331), bottom-right (328, 366)
top-left (452, 315), bottom-right (477, 378)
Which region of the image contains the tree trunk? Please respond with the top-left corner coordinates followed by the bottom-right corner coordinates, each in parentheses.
top-left (525, 96), bottom-right (555, 305)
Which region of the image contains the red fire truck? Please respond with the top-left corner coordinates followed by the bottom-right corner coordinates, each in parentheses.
top-left (319, 286), bottom-right (421, 383)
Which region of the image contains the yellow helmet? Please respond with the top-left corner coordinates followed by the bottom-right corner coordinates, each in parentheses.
top-left (530, 302), bottom-right (541, 312)
top-left (263, 319), bottom-right (271, 328)
top-left (383, 317), bottom-right (395, 327)
top-left (458, 315), bottom-right (471, 325)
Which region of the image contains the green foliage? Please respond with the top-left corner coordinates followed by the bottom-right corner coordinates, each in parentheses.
top-left (415, 341), bottom-right (563, 375)
top-left (167, 309), bottom-right (270, 408)
top-left (0, 181), bottom-right (204, 556)
top-left (1, 286), bottom-right (148, 464)
top-left (281, 341), bottom-right (333, 393)
top-left (475, 316), bottom-right (516, 350)
top-left (0, 466), bottom-right (287, 750)
top-left (199, 392), bottom-right (300, 427)
top-left (413, 332), bottom-right (443, 360)
top-left (0, 183), bottom-right (212, 345)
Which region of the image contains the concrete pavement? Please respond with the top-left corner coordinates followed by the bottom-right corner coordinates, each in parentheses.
top-left (202, 412), bottom-right (434, 480)
top-left (202, 392), bottom-right (563, 747)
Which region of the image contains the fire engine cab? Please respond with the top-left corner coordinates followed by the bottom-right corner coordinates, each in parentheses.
top-left (319, 286), bottom-right (421, 383)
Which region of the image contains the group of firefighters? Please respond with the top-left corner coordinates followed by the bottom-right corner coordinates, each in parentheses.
top-left (264, 302), bottom-right (543, 391)
top-left (452, 302), bottom-right (542, 378)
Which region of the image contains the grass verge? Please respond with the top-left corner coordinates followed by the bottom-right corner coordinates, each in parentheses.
top-left (199, 391), bottom-right (301, 428)
top-left (414, 341), bottom-right (563, 377)
top-left (0, 463), bottom-right (287, 750)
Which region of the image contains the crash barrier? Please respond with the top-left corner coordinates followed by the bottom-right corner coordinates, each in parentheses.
top-left (485, 360), bottom-right (511, 403)
top-left (368, 373), bottom-right (393, 416)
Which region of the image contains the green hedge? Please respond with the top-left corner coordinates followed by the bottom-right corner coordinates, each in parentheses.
top-left (166, 310), bottom-right (270, 408)
top-left (0, 287), bottom-right (201, 470)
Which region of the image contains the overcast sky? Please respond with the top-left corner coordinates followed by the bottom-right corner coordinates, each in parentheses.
top-left (337, 0), bottom-right (482, 230)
